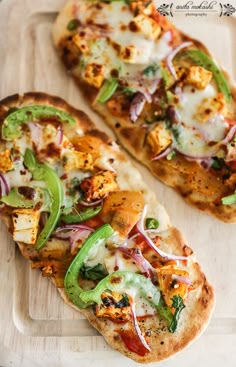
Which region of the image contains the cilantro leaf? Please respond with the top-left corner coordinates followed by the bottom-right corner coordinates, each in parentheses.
top-left (143, 63), bottom-right (159, 78)
top-left (168, 295), bottom-right (186, 333)
top-left (80, 263), bottom-right (108, 281)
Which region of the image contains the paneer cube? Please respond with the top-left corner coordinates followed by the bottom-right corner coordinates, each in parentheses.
top-left (130, 14), bottom-right (161, 40)
top-left (95, 292), bottom-right (131, 322)
top-left (12, 209), bottom-right (40, 245)
top-left (0, 150), bottom-right (14, 173)
top-left (185, 66), bottom-right (212, 90)
top-left (175, 65), bottom-right (187, 81)
top-left (80, 170), bottom-right (118, 201)
top-left (121, 45), bottom-right (138, 63)
top-left (146, 124), bottom-right (172, 156)
top-left (71, 135), bottom-right (102, 160)
top-left (83, 63), bottom-right (105, 88)
top-left (73, 34), bottom-right (89, 54)
top-left (130, 1), bottom-right (153, 15)
top-left (62, 150), bottom-right (93, 171)
top-left (194, 93), bottom-right (227, 122)
top-left (157, 266), bottom-right (190, 309)
top-left (101, 191), bottom-right (145, 237)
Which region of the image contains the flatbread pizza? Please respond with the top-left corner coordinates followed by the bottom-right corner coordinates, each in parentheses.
top-left (0, 92), bottom-right (214, 363)
top-left (52, 0), bottom-right (236, 222)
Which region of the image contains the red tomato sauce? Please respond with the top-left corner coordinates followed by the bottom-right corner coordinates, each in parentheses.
top-left (118, 329), bottom-right (150, 357)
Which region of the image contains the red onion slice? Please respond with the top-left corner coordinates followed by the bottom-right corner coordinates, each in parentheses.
top-left (161, 30), bottom-right (172, 44)
top-left (221, 124), bottom-right (236, 145)
top-left (137, 206), bottom-right (188, 261)
top-left (70, 229), bottom-right (92, 252)
top-left (152, 145), bottom-right (175, 161)
top-left (129, 93), bottom-right (147, 123)
top-left (130, 301), bottom-right (151, 352)
top-left (166, 42), bottom-right (192, 80)
top-left (55, 224), bottom-right (94, 231)
top-left (128, 233), bottom-right (139, 241)
top-left (200, 158), bottom-right (214, 171)
top-left (80, 198), bottom-right (104, 207)
top-left (0, 173), bottom-right (10, 197)
top-left (57, 125), bottom-right (63, 145)
top-left (146, 78), bottom-right (161, 96)
top-left (117, 247), bottom-right (155, 281)
top-left (171, 274), bottom-right (192, 286)
top-left (53, 224), bottom-right (94, 240)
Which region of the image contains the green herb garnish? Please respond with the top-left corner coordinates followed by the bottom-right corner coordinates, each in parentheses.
top-left (98, 78), bottom-right (119, 103)
top-left (222, 191), bottom-right (236, 205)
top-left (145, 217), bottom-right (159, 229)
top-left (161, 67), bottom-right (171, 88)
top-left (67, 19), bottom-right (79, 31)
top-left (166, 150), bottom-right (176, 161)
top-left (211, 157), bottom-right (223, 170)
top-left (169, 295), bottom-right (186, 333)
top-left (80, 263), bottom-right (108, 281)
top-left (116, 293), bottom-right (130, 307)
top-left (143, 63), bottom-right (159, 78)
top-left (122, 86), bottom-right (135, 94)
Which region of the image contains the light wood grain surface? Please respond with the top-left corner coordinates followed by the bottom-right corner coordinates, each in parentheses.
top-left (0, 0), bottom-right (236, 366)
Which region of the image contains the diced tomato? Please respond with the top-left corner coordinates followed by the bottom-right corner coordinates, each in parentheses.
top-left (118, 329), bottom-right (149, 356)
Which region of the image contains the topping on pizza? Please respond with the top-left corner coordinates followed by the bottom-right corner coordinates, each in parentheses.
top-left (53, 0), bottom-right (236, 220)
top-left (0, 93), bottom-right (214, 363)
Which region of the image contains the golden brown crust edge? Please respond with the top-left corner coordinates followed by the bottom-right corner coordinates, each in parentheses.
top-left (52, 2), bottom-right (236, 223)
top-left (0, 91), bottom-right (112, 144)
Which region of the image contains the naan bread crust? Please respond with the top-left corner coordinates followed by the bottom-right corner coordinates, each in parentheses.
top-left (52, 0), bottom-right (236, 222)
top-left (0, 92), bottom-right (214, 363)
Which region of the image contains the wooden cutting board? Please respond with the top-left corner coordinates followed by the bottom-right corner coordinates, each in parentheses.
top-left (0, 0), bottom-right (236, 366)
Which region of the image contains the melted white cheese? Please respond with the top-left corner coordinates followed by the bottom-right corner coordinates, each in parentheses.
top-left (94, 148), bottom-right (116, 172)
top-left (135, 294), bottom-right (156, 317)
top-left (5, 163), bottom-right (32, 189)
top-left (177, 85), bottom-right (215, 126)
top-left (85, 239), bottom-right (110, 267)
top-left (175, 85), bottom-right (228, 156)
top-left (151, 31), bottom-right (172, 61)
top-left (104, 251), bottom-right (139, 274)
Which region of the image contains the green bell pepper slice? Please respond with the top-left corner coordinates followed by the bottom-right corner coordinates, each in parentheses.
top-left (1, 187), bottom-right (35, 208)
top-left (221, 191), bottom-right (236, 205)
top-left (2, 105), bottom-right (75, 140)
top-left (98, 79), bottom-right (119, 103)
top-left (60, 206), bottom-right (102, 224)
top-left (64, 224), bottom-right (114, 308)
top-left (178, 49), bottom-right (231, 102)
top-left (0, 186), bottom-right (50, 211)
top-left (23, 148), bottom-right (63, 250)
